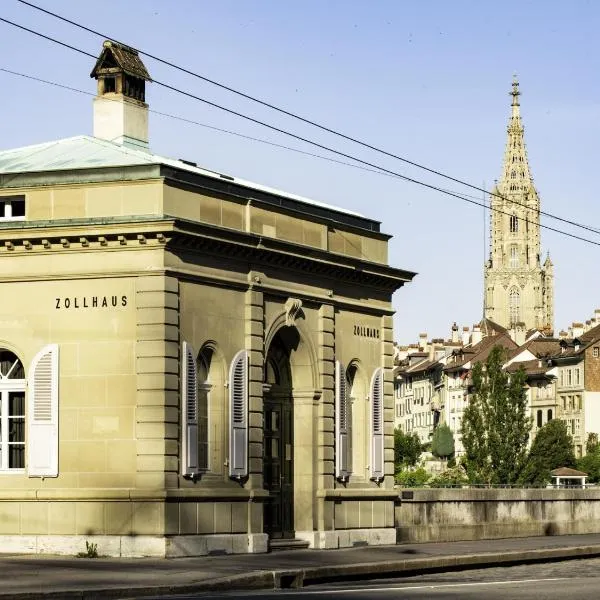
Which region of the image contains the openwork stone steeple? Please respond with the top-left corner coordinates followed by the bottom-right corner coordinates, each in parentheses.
top-left (484, 77), bottom-right (554, 333)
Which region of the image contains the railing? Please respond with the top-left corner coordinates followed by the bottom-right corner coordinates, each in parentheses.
top-left (396, 483), bottom-right (595, 489)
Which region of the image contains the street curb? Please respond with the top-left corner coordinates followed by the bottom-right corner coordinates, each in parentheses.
top-left (3, 545), bottom-right (600, 599)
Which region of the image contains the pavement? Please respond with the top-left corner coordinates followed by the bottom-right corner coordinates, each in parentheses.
top-left (4, 534), bottom-right (600, 599)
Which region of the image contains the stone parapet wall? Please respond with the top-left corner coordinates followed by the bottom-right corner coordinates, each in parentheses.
top-left (396, 488), bottom-right (600, 542)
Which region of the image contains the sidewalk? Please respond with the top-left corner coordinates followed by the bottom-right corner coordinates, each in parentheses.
top-left (4, 534), bottom-right (600, 599)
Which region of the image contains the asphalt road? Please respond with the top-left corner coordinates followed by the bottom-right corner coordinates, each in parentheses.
top-left (141, 557), bottom-right (600, 599)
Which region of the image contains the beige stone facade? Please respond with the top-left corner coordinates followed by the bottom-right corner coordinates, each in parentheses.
top-left (0, 42), bottom-right (414, 556)
top-left (484, 78), bottom-right (554, 332)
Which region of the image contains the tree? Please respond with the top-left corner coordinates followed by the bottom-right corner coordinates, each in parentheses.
top-left (577, 447), bottom-right (600, 483)
top-left (586, 432), bottom-right (599, 455)
top-left (461, 345), bottom-right (531, 484)
top-left (519, 419), bottom-right (576, 485)
top-left (431, 423), bottom-right (455, 459)
top-left (394, 428), bottom-right (423, 469)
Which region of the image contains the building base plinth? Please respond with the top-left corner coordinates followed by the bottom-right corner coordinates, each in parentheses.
top-left (0, 533), bottom-right (270, 558)
top-left (295, 528), bottom-right (396, 549)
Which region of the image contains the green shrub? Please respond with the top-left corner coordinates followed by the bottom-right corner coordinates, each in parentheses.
top-left (395, 467), bottom-right (431, 487)
top-left (429, 465), bottom-right (468, 488)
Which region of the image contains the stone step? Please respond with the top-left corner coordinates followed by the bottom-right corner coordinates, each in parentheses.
top-left (268, 538), bottom-right (310, 552)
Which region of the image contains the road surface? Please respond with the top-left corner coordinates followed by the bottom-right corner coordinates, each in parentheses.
top-left (140, 557), bottom-right (600, 599)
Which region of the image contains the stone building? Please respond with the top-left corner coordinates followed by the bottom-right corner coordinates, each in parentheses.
top-left (550, 325), bottom-right (600, 457)
top-left (0, 41), bottom-right (415, 556)
top-left (484, 78), bottom-right (554, 332)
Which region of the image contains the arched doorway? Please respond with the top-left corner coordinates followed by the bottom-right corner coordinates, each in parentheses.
top-left (263, 326), bottom-right (298, 539)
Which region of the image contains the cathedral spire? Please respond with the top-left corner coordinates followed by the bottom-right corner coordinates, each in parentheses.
top-left (499, 75), bottom-right (533, 191)
top-left (484, 77), bottom-right (554, 333)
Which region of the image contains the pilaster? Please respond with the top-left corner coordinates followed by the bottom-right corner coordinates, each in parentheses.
top-left (316, 303), bottom-right (335, 530)
top-left (245, 288), bottom-right (264, 492)
top-left (381, 314), bottom-right (395, 488)
top-left (135, 275), bottom-right (180, 489)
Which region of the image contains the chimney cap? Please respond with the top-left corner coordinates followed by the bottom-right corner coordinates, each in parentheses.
top-left (91, 39), bottom-right (152, 81)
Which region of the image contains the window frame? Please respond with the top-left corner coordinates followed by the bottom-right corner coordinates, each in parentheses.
top-left (0, 195), bottom-right (26, 222)
top-left (0, 351), bottom-right (26, 473)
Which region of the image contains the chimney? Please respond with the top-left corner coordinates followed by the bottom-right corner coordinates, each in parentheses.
top-left (462, 327), bottom-right (470, 346)
top-left (91, 41), bottom-right (152, 151)
top-left (471, 325), bottom-right (482, 346)
top-left (419, 333), bottom-right (428, 353)
top-left (451, 322), bottom-right (459, 344)
top-left (595, 309), bottom-right (600, 325)
top-left (571, 322), bottom-right (584, 338)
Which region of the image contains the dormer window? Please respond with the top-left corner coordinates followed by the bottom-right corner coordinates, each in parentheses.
top-left (0, 196), bottom-right (25, 221)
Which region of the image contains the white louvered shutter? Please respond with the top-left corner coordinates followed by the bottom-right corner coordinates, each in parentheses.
top-left (370, 367), bottom-right (384, 481)
top-left (335, 360), bottom-right (351, 480)
top-left (27, 344), bottom-right (59, 477)
top-left (229, 349), bottom-right (248, 479)
top-left (181, 341), bottom-right (199, 475)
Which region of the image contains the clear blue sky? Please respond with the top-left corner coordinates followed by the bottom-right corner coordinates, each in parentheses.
top-left (2, 1), bottom-right (599, 342)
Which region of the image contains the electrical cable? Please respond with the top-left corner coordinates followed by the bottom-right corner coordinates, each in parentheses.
top-left (1, 17), bottom-right (599, 247)
top-left (13, 0), bottom-right (600, 237)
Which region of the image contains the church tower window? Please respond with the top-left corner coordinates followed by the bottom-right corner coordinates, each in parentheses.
top-left (510, 214), bottom-right (518, 233)
top-left (510, 246), bottom-right (519, 268)
top-left (509, 288), bottom-right (520, 324)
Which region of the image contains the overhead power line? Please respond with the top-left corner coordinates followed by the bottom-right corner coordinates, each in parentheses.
top-left (0, 66), bottom-right (413, 180)
top-left (1, 17), bottom-right (600, 248)
top-left (14, 0), bottom-right (600, 239)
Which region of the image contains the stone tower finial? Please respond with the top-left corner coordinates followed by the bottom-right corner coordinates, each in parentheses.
top-left (511, 74), bottom-right (520, 107)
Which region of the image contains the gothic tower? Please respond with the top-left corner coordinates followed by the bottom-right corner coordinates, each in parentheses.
top-left (484, 78), bottom-right (554, 332)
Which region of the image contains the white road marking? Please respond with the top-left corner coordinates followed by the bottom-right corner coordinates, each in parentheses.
top-left (297, 577), bottom-right (568, 594)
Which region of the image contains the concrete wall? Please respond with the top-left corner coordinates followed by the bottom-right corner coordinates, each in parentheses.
top-left (395, 488), bottom-right (600, 542)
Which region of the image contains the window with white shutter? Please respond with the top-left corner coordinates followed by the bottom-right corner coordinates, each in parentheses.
top-left (27, 344), bottom-right (59, 477)
top-left (229, 349), bottom-right (248, 479)
top-left (335, 360), bottom-right (352, 480)
top-left (370, 367), bottom-right (384, 481)
top-left (181, 341), bottom-right (199, 476)
top-left (0, 350), bottom-right (26, 472)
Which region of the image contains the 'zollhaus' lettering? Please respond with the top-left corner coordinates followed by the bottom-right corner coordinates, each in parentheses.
top-left (55, 295), bottom-right (128, 309)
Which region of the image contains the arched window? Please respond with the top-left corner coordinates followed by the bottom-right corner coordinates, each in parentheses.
top-left (196, 347), bottom-right (213, 473)
top-left (510, 214), bottom-right (518, 233)
top-left (509, 288), bottom-right (520, 324)
top-left (547, 409), bottom-right (553, 422)
top-left (537, 410), bottom-right (542, 428)
top-left (0, 349), bottom-right (26, 470)
top-left (181, 342), bottom-right (227, 478)
top-left (510, 246), bottom-right (519, 268)
top-left (347, 362), bottom-right (368, 481)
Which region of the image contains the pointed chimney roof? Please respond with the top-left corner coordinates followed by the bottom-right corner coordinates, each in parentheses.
top-left (90, 41), bottom-right (151, 81)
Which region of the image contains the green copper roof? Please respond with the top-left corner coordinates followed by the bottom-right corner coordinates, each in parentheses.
top-left (0, 135), bottom-right (365, 220)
